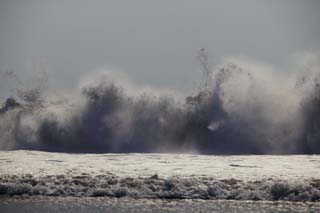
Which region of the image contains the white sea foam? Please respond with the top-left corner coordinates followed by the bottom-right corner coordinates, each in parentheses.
top-left (0, 151), bottom-right (320, 201)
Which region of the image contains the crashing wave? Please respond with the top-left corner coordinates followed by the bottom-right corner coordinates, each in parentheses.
top-left (1, 53), bottom-right (320, 154)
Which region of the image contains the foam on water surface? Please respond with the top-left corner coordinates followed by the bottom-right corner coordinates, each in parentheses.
top-left (0, 151), bottom-right (320, 201)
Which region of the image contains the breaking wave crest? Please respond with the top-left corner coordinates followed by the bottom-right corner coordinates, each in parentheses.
top-left (1, 52), bottom-right (320, 154)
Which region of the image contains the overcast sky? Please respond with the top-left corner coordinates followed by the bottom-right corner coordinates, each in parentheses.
top-left (0, 0), bottom-right (320, 93)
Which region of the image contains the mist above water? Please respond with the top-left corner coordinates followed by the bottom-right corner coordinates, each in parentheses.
top-left (1, 52), bottom-right (320, 154)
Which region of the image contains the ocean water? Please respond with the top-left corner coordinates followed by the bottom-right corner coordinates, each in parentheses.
top-left (1, 151), bottom-right (320, 212)
top-left (1, 197), bottom-right (320, 213)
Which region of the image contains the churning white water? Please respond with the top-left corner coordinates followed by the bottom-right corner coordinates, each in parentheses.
top-left (0, 151), bottom-right (320, 201)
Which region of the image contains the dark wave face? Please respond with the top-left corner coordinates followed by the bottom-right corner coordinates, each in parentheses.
top-left (1, 54), bottom-right (320, 154)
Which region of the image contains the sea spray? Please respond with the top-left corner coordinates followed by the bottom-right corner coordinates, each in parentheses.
top-left (1, 53), bottom-right (320, 154)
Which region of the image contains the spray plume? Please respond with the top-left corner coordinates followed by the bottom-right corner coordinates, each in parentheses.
top-left (1, 52), bottom-right (320, 154)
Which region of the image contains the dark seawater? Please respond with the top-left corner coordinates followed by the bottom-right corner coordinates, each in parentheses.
top-left (1, 197), bottom-right (320, 213)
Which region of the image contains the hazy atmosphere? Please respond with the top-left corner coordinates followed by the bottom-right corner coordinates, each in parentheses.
top-left (1, 0), bottom-right (320, 94)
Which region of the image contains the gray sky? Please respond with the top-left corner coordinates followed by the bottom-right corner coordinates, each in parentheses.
top-left (0, 0), bottom-right (320, 93)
